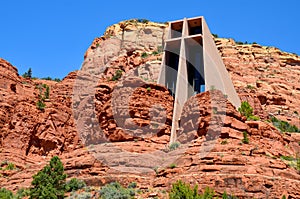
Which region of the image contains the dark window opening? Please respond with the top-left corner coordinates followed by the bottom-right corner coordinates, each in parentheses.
top-left (171, 21), bottom-right (183, 38)
top-left (189, 26), bottom-right (202, 35)
top-left (165, 50), bottom-right (180, 97)
top-left (188, 18), bottom-right (203, 36)
top-left (187, 60), bottom-right (205, 94)
top-left (185, 37), bottom-right (205, 95)
top-left (164, 40), bottom-right (181, 98)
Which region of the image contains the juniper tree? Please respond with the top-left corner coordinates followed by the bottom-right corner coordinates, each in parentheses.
top-left (30, 156), bottom-right (66, 199)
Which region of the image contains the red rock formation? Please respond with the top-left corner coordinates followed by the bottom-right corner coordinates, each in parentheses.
top-left (1, 20), bottom-right (300, 198)
top-left (216, 39), bottom-right (300, 128)
top-left (95, 77), bottom-right (173, 143)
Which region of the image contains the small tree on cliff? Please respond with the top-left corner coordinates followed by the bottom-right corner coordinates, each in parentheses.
top-left (238, 101), bottom-right (260, 121)
top-left (238, 101), bottom-right (253, 118)
top-left (23, 68), bottom-right (32, 78)
top-left (30, 156), bottom-right (66, 199)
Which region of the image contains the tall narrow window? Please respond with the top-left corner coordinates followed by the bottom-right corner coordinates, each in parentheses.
top-left (164, 39), bottom-right (181, 97)
top-left (185, 36), bottom-right (205, 96)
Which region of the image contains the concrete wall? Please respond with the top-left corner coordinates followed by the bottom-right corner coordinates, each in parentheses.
top-left (157, 16), bottom-right (241, 143)
top-left (202, 18), bottom-right (241, 108)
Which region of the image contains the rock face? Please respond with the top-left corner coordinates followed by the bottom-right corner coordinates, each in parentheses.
top-left (155, 91), bottom-right (300, 199)
top-left (178, 90), bottom-right (242, 144)
top-left (0, 70), bottom-right (78, 157)
top-left (216, 38), bottom-right (300, 128)
top-left (0, 20), bottom-right (300, 198)
top-left (86, 20), bottom-right (167, 57)
top-left (95, 78), bottom-right (173, 143)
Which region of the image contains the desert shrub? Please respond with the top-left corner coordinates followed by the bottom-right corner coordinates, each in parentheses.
top-left (5, 162), bottom-right (16, 170)
top-left (169, 142), bottom-right (180, 151)
top-left (137, 19), bottom-right (149, 23)
top-left (111, 70), bottom-right (123, 81)
top-left (280, 155), bottom-right (294, 161)
top-left (247, 115), bottom-right (260, 121)
top-left (54, 78), bottom-right (61, 82)
top-left (44, 85), bottom-right (50, 99)
top-left (14, 188), bottom-right (30, 199)
top-left (221, 139), bottom-right (228, 145)
top-left (41, 77), bottom-right (61, 82)
top-left (36, 84), bottom-right (50, 110)
top-left (235, 41), bottom-right (244, 45)
top-left (99, 182), bottom-right (135, 199)
top-left (41, 77), bottom-right (52, 81)
top-left (0, 188), bottom-right (13, 199)
top-left (238, 101), bottom-right (260, 121)
top-left (127, 182), bottom-right (137, 189)
top-left (141, 52), bottom-right (148, 58)
top-left (169, 163), bottom-right (176, 169)
top-left (65, 178), bottom-right (86, 192)
top-left (297, 155), bottom-right (300, 171)
top-left (169, 181), bottom-right (217, 199)
top-left (169, 181), bottom-right (214, 199)
top-left (153, 166), bottom-right (159, 175)
top-left (238, 101), bottom-right (253, 118)
top-left (152, 51), bottom-right (159, 55)
top-left (270, 116), bottom-right (299, 133)
top-left (212, 33), bottom-right (219, 38)
top-left (0, 187), bottom-right (29, 199)
top-left (246, 84), bottom-right (255, 90)
top-left (242, 131), bottom-right (249, 144)
top-left (222, 191), bottom-right (238, 199)
top-left (201, 187), bottom-right (215, 199)
top-left (36, 99), bottom-right (46, 111)
top-left (68, 192), bottom-right (91, 199)
top-left (280, 155), bottom-right (300, 170)
top-left (0, 161), bottom-right (16, 170)
top-left (30, 156), bottom-right (67, 199)
top-left (169, 180), bottom-right (200, 199)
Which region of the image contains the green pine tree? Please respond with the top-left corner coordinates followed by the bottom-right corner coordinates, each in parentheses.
top-left (30, 156), bottom-right (66, 199)
top-left (23, 68), bottom-right (32, 78)
top-left (27, 68), bottom-right (32, 78)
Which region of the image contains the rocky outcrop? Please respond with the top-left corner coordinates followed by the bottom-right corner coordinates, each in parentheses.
top-left (0, 59), bottom-right (88, 190)
top-left (86, 19), bottom-right (167, 56)
top-left (0, 73), bottom-right (79, 156)
top-left (95, 77), bottom-right (173, 143)
top-left (96, 91), bottom-right (300, 198)
top-left (84, 19), bottom-right (166, 85)
top-left (178, 90), bottom-right (243, 143)
top-left (216, 38), bottom-right (300, 128)
top-left (72, 91), bottom-right (299, 198)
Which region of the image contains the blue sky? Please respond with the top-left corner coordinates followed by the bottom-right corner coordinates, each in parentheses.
top-left (0, 0), bottom-right (299, 79)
